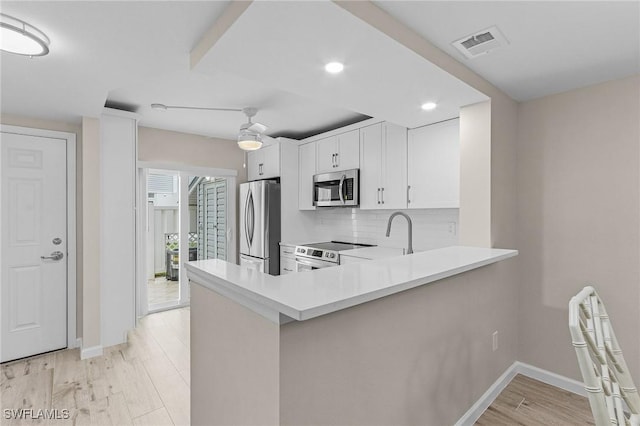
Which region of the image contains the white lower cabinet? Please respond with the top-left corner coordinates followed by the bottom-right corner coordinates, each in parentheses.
top-left (407, 118), bottom-right (460, 209)
top-left (359, 122), bottom-right (407, 210)
top-left (280, 244), bottom-right (296, 275)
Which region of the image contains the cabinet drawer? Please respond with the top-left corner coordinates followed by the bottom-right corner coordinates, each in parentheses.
top-left (280, 257), bottom-right (296, 274)
top-left (280, 245), bottom-right (296, 258)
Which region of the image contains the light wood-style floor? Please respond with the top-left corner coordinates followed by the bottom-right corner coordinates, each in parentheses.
top-left (2, 306), bottom-right (594, 426)
top-left (1, 308), bottom-right (190, 425)
top-left (476, 374), bottom-right (595, 425)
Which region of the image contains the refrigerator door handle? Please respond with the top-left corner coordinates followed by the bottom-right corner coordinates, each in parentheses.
top-left (248, 191), bottom-right (255, 246)
top-left (244, 189), bottom-right (251, 249)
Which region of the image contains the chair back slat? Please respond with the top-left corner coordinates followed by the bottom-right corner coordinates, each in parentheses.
top-left (569, 286), bottom-right (639, 426)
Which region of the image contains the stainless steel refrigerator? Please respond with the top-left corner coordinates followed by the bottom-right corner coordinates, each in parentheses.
top-left (239, 180), bottom-right (281, 275)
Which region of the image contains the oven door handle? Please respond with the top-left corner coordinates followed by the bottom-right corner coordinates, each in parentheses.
top-left (339, 174), bottom-right (346, 204)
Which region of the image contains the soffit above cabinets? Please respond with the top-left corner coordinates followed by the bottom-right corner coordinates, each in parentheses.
top-left (191, 1), bottom-right (489, 130)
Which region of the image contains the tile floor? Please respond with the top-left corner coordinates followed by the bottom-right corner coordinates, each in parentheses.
top-left (148, 277), bottom-right (179, 306)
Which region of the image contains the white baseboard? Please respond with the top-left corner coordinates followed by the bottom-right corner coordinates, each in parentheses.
top-left (515, 361), bottom-right (587, 397)
top-left (454, 363), bottom-right (520, 426)
top-left (80, 344), bottom-right (103, 360)
top-left (455, 361), bottom-right (587, 425)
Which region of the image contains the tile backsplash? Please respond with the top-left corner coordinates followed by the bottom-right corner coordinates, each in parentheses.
top-left (311, 208), bottom-right (459, 251)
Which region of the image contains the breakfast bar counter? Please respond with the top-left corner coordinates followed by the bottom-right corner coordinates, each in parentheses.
top-left (186, 245), bottom-right (518, 426)
top-left (185, 245), bottom-right (517, 323)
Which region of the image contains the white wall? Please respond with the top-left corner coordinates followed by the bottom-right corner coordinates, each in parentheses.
top-left (308, 208), bottom-right (458, 251)
top-left (81, 117), bottom-right (101, 348)
top-left (517, 74), bottom-right (640, 385)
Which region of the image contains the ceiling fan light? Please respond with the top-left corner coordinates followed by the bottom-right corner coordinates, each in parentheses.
top-left (0, 13), bottom-right (50, 56)
top-left (237, 131), bottom-right (262, 151)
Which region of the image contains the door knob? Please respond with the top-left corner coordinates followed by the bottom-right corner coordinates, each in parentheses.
top-left (41, 251), bottom-right (64, 261)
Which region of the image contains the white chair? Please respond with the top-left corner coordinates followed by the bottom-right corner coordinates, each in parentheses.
top-left (569, 286), bottom-right (640, 425)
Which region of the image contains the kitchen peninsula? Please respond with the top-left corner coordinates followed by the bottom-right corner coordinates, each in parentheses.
top-left (186, 246), bottom-right (517, 425)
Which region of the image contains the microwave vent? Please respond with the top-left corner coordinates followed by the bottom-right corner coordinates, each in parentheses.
top-left (452, 25), bottom-right (509, 59)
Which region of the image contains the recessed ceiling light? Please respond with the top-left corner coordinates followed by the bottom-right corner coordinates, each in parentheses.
top-left (325, 62), bottom-right (344, 74)
top-left (421, 102), bottom-right (437, 111)
top-left (0, 13), bottom-right (50, 57)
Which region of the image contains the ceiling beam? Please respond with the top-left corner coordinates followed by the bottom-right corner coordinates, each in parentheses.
top-left (332, 0), bottom-right (510, 102)
top-left (190, 0), bottom-right (253, 70)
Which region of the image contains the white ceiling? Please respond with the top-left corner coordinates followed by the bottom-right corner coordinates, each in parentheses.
top-left (0, 1), bottom-right (228, 123)
top-left (192, 1), bottom-right (488, 130)
top-left (1, 1), bottom-right (638, 140)
top-left (375, 1), bottom-right (640, 101)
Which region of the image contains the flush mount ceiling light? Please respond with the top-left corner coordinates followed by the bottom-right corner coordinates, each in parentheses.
top-left (151, 103), bottom-right (266, 151)
top-left (324, 62), bottom-right (344, 74)
top-left (421, 102), bottom-right (437, 111)
top-left (0, 13), bottom-right (50, 57)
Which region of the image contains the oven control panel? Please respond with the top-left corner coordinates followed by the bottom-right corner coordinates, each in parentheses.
top-left (296, 247), bottom-right (337, 261)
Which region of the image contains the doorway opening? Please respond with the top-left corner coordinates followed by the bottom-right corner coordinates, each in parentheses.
top-left (138, 164), bottom-right (236, 317)
top-left (146, 169), bottom-right (180, 311)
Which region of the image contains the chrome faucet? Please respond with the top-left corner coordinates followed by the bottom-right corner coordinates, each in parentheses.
top-left (385, 212), bottom-right (413, 255)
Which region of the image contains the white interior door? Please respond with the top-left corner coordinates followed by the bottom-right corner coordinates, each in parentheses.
top-left (1, 132), bottom-right (68, 362)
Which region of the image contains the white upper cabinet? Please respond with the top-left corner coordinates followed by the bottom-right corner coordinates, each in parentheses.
top-left (359, 124), bottom-right (383, 209)
top-left (407, 118), bottom-right (460, 209)
top-left (359, 122), bottom-right (407, 210)
top-left (247, 143), bottom-right (280, 181)
top-left (298, 142), bottom-right (316, 210)
top-left (316, 129), bottom-right (359, 173)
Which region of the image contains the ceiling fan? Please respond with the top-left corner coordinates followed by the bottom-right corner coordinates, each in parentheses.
top-left (150, 103), bottom-right (268, 151)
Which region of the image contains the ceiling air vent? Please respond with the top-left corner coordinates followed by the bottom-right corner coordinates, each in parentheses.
top-left (452, 25), bottom-right (509, 59)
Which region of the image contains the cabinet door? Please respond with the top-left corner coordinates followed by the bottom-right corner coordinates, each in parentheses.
top-left (381, 123), bottom-right (407, 209)
top-left (260, 144), bottom-right (280, 179)
top-left (247, 150), bottom-right (261, 181)
top-left (359, 124), bottom-right (383, 210)
top-left (298, 142), bottom-right (316, 210)
top-left (336, 129), bottom-right (359, 171)
top-left (280, 257), bottom-right (296, 275)
top-left (316, 136), bottom-right (337, 173)
top-left (407, 118), bottom-right (460, 209)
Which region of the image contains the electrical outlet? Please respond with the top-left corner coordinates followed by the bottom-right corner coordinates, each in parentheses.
top-left (448, 222), bottom-right (457, 235)
top-left (492, 331), bottom-right (499, 351)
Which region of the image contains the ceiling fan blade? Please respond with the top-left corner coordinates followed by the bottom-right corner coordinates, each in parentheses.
top-left (151, 103), bottom-right (242, 112)
top-left (248, 122), bottom-right (268, 133)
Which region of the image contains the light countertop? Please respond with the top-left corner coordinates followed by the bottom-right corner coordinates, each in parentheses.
top-left (185, 246), bottom-right (518, 324)
top-left (340, 246), bottom-right (405, 260)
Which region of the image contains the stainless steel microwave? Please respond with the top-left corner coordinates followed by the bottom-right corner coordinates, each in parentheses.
top-left (313, 169), bottom-right (359, 207)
